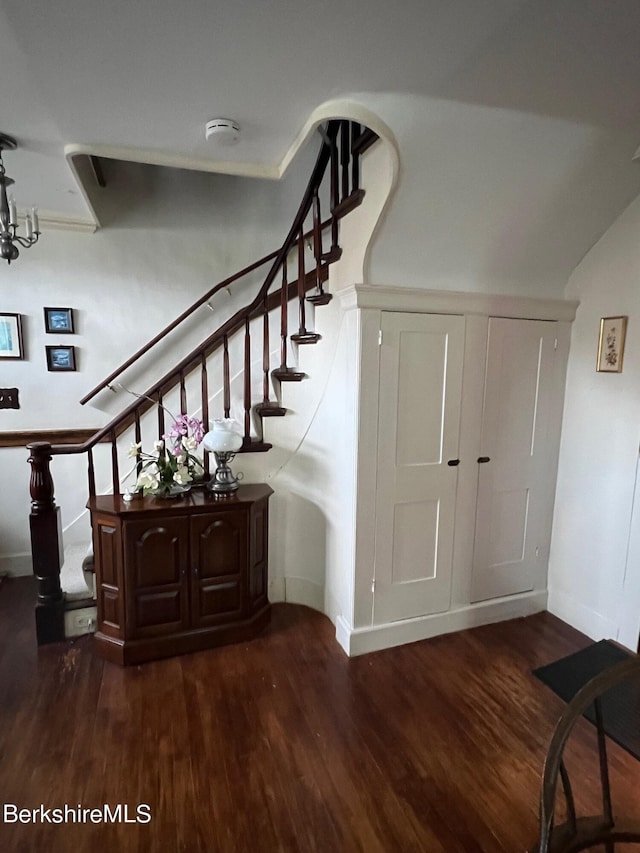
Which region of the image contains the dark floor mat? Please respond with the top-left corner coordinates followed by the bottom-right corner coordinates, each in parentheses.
top-left (533, 639), bottom-right (640, 760)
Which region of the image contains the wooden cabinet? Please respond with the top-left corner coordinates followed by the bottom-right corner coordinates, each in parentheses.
top-left (88, 484), bottom-right (272, 665)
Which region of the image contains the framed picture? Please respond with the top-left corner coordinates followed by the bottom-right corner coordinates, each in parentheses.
top-left (44, 307), bottom-right (74, 334)
top-left (597, 316), bottom-right (627, 373)
top-left (46, 345), bottom-right (76, 372)
top-left (0, 313), bottom-right (24, 360)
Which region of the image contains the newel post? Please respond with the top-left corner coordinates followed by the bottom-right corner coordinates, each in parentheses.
top-left (27, 442), bottom-right (65, 644)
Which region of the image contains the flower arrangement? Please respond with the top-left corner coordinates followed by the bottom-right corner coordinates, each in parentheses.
top-left (128, 415), bottom-right (205, 496)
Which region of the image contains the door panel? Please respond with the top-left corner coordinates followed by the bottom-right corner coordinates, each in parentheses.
top-left (471, 318), bottom-right (557, 601)
top-left (374, 312), bottom-right (465, 624)
top-left (190, 510), bottom-right (247, 627)
top-left (123, 517), bottom-right (190, 638)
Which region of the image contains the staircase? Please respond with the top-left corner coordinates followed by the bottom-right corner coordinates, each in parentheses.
top-left (27, 120), bottom-right (378, 644)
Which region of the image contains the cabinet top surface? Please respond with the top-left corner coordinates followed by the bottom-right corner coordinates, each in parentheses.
top-left (87, 483), bottom-right (273, 516)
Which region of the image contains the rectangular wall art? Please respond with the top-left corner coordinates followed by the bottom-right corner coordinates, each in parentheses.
top-left (46, 345), bottom-right (76, 372)
top-left (0, 313), bottom-right (24, 359)
top-left (596, 316), bottom-right (627, 373)
top-left (44, 307), bottom-right (74, 334)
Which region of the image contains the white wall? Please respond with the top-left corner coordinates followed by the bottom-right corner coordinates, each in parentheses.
top-left (348, 93), bottom-right (640, 298)
top-left (548, 192), bottom-right (640, 650)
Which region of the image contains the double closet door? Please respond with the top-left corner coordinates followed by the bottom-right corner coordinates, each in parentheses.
top-left (373, 312), bottom-right (563, 625)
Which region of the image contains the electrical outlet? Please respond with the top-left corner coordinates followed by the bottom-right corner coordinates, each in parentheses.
top-left (64, 606), bottom-right (97, 638)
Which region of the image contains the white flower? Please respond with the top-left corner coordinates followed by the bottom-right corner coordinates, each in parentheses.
top-left (173, 466), bottom-right (192, 485)
top-left (128, 441), bottom-right (142, 458)
top-left (182, 436), bottom-right (198, 452)
top-left (136, 470), bottom-right (160, 491)
top-left (145, 462), bottom-right (160, 477)
top-left (153, 439), bottom-right (164, 453)
top-left (176, 452), bottom-right (186, 464)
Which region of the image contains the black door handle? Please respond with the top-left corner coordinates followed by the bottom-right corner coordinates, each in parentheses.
top-left (447, 459), bottom-right (460, 466)
top-left (477, 456), bottom-right (490, 464)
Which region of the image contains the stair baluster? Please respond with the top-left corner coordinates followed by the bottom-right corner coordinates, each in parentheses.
top-left (291, 228), bottom-right (321, 344)
top-left (157, 390), bottom-right (165, 437)
top-left (134, 410), bottom-right (142, 476)
top-left (243, 317), bottom-right (251, 444)
top-left (297, 227), bottom-right (307, 335)
top-left (351, 122), bottom-right (361, 192)
top-left (179, 370), bottom-right (187, 415)
top-left (341, 121), bottom-right (350, 201)
top-left (307, 189), bottom-right (331, 306)
top-left (279, 262), bottom-right (288, 371)
top-left (330, 131), bottom-right (340, 254)
top-left (110, 429), bottom-right (119, 494)
top-left (223, 335), bottom-right (231, 419)
top-left (87, 447), bottom-right (96, 499)
top-left (200, 354), bottom-right (210, 476)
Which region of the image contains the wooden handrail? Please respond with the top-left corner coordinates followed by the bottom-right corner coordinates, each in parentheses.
top-left (79, 250), bottom-right (278, 405)
top-left (48, 265), bottom-right (328, 457)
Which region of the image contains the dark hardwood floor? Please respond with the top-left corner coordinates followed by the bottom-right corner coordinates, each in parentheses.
top-left (1, 577), bottom-right (639, 852)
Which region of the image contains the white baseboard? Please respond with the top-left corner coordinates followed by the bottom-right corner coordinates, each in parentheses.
top-left (283, 576), bottom-right (324, 612)
top-left (268, 577), bottom-right (286, 602)
top-left (0, 553), bottom-right (32, 577)
top-left (547, 587), bottom-right (618, 643)
top-left (335, 615), bottom-right (352, 655)
top-left (339, 590), bottom-right (548, 656)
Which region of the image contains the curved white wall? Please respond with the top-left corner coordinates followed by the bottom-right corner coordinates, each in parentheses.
top-left (548, 192), bottom-right (640, 649)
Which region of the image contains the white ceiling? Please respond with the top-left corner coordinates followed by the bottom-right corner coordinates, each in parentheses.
top-left (2, 0), bottom-right (640, 244)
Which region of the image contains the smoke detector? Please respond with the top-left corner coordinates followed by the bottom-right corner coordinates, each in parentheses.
top-left (205, 119), bottom-right (241, 146)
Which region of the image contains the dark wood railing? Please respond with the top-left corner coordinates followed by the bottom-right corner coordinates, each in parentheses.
top-left (27, 120), bottom-right (377, 644)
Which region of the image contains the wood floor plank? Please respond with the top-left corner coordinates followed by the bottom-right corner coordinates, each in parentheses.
top-left (1, 579), bottom-right (639, 852)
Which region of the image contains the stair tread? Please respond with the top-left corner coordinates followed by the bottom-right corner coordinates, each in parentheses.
top-left (291, 332), bottom-right (321, 345)
top-left (306, 292), bottom-right (333, 306)
top-left (256, 404), bottom-right (287, 417)
top-left (239, 439), bottom-right (273, 453)
top-left (272, 367), bottom-right (307, 382)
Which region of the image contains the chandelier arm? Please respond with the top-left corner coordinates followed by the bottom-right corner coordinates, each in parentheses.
top-left (12, 234), bottom-right (39, 249)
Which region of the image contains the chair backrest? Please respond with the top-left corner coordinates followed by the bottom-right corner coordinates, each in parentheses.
top-left (532, 654), bottom-right (640, 853)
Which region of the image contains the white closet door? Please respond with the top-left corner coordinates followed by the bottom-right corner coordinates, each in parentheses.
top-left (373, 312), bottom-right (465, 624)
top-left (471, 318), bottom-right (558, 602)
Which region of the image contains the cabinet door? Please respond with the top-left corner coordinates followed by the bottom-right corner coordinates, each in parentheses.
top-left (373, 312), bottom-right (465, 623)
top-left (471, 318), bottom-right (559, 601)
top-left (190, 510), bottom-right (247, 627)
top-left (123, 516), bottom-right (190, 638)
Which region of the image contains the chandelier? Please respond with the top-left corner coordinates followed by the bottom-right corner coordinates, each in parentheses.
top-left (0, 133), bottom-right (40, 264)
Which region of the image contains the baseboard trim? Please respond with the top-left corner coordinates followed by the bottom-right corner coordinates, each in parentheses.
top-left (284, 576), bottom-right (324, 612)
top-left (268, 577), bottom-right (286, 602)
top-left (547, 587), bottom-right (618, 643)
top-left (0, 553), bottom-right (32, 577)
top-left (340, 590), bottom-right (548, 656)
top-left (335, 615), bottom-right (352, 655)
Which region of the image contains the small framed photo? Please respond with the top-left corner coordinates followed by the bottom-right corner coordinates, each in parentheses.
top-left (0, 313), bottom-right (24, 360)
top-left (44, 307), bottom-right (74, 334)
top-left (46, 345), bottom-right (76, 372)
top-left (597, 316), bottom-right (627, 373)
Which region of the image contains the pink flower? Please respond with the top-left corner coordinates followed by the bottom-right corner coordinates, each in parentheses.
top-left (165, 414), bottom-right (205, 453)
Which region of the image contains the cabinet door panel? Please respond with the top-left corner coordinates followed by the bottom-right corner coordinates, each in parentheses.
top-left (374, 312), bottom-right (465, 624)
top-left (190, 511), bottom-right (247, 627)
top-left (94, 521), bottom-right (123, 636)
top-left (471, 318), bottom-right (558, 601)
top-left (123, 517), bottom-right (189, 638)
